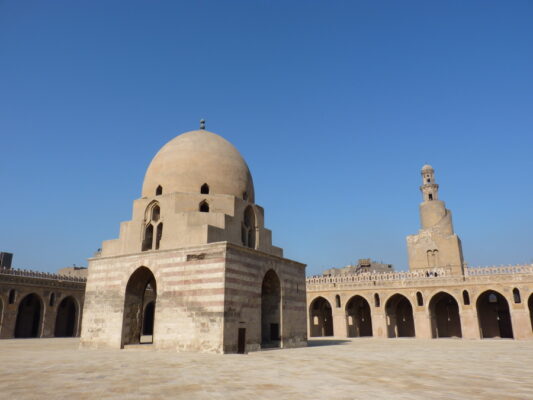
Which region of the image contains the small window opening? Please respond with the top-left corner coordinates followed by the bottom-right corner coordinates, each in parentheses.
top-left (142, 224), bottom-right (154, 251)
top-left (335, 295), bottom-right (341, 308)
top-left (201, 183), bottom-right (209, 194)
top-left (8, 289), bottom-right (16, 304)
top-left (488, 293), bottom-right (498, 303)
top-left (155, 223), bottom-right (163, 250)
top-left (416, 292), bottom-right (424, 306)
top-left (155, 185), bottom-right (163, 196)
top-left (199, 201), bottom-right (209, 212)
top-left (463, 290), bottom-right (470, 305)
top-left (151, 205), bottom-right (160, 222)
top-left (428, 193), bottom-right (433, 200)
top-left (49, 292), bottom-right (56, 307)
top-left (426, 179), bottom-right (430, 183)
top-left (374, 293), bottom-right (380, 307)
top-left (513, 288), bottom-right (521, 304)
top-left (243, 191), bottom-right (248, 201)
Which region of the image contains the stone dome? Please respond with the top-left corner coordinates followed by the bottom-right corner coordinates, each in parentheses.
top-left (421, 164), bottom-right (434, 171)
top-left (142, 130), bottom-right (255, 201)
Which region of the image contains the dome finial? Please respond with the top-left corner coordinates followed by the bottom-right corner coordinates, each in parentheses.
top-left (200, 119), bottom-right (206, 130)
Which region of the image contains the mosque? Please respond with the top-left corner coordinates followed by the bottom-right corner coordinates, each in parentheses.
top-left (79, 124), bottom-right (307, 353)
top-left (0, 124), bottom-right (532, 350)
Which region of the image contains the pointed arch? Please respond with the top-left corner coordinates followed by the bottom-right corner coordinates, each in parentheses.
top-left (155, 185), bottom-right (163, 196)
top-left (200, 183), bottom-right (209, 194)
top-left (429, 292), bottom-right (462, 338)
top-left (385, 294), bottom-right (415, 338)
top-left (142, 224), bottom-right (154, 251)
top-left (309, 296), bottom-right (333, 337)
top-left (345, 295), bottom-right (372, 337)
top-left (261, 269), bottom-right (281, 348)
top-left (242, 205), bottom-right (257, 249)
top-left (199, 200), bottom-right (209, 212)
top-left (122, 266), bottom-right (157, 346)
top-left (15, 293), bottom-right (43, 338)
top-left (476, 290), bottom-right (513, 339)
top-left (54, 296), bottom-right (78, 337)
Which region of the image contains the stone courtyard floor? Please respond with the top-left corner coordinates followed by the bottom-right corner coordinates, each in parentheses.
top-left (0, 338), bottom-right (532, 399)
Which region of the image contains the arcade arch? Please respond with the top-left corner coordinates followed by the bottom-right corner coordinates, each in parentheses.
top-left (385, 294), bottom-right (415, 338)
top-left (345, 295), bottom-right (372, 337)
top-left (429, 292), bottom-right (462, 338)
top-left (54, 296), bottom-right (78, 337)
top-left (476, 290), bottom-right (513, 339)
top-left (309, 296), bottom-right (333, 337)
top-left (15, 293), bottom-right (43, 338)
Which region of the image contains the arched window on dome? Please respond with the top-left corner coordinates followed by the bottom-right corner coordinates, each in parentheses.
top-left (142, 202), bottom-right (162, 251)
top-left (201, 183), bottom-right (209, 194)
top-left (152, 205), bottom-right (160, 222)
top-left (243, 191), bottom-right (248, 201)
top-left (242, 206), bottom-right (257, 249)
top-left (199, 201), bottom-right (209, 213)
top-left (155, 186), bottom-right (163, 196)
top-left (142, 224), bottom-right (154, 251)
top-left (155, 223), bottom-right (163, 250)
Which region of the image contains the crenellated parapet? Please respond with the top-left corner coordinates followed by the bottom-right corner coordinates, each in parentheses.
top-left (0, 267), bottom-right (87, 290)
top-left (306, 264), bottom-right (533, 291)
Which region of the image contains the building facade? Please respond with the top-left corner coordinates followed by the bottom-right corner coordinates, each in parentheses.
top-left (80, 127), bottom-right (307, 353)
top-left (307, 166), bottom-right (533, 340)
top-left (0, 267), bottom-right (86, 339)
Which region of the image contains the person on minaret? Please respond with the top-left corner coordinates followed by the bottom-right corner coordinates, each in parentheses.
top-left (406, 165), bottom-right (465, 275)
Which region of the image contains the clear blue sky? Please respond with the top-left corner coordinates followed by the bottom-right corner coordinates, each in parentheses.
top-left (1, 1), bottom-right (532, 275)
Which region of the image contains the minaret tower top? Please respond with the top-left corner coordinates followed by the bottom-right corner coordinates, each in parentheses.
top-left (420, 164), bottom-right (439, 202)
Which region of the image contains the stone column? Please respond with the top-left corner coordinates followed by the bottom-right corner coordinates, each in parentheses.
top-left (510, 307), bottom-right (533, 339)
top-left (459, 308), bottom-right (480, 339)
top-left (332, 307), bottom-right (347, 338)
top-left (371, 306), bottom-right (388, 338)
top-left (414, 310), bottom-right (431, 338)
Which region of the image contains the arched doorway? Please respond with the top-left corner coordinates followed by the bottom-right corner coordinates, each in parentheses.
top-left (345, 295), bottom-right (372, 337)
top-left (15, 293), bottom-right (43, 338)
top-left (122, 267), bottom-right (157, 346)
top-left (54, 297), bottom-right (78, 337)
top-left (142, 301), bottom-right (155, 335)
top-left (385, 294), bottom-right (415, 338)
top-left (309, 297), bottom-right (333, 337)
top-left (261, 270), bottom-right (281, 348)
top-left (529, 294), bottom-right (533, 332)
top-left (477, 290), bottom-right (513, 339)
top-left (429, 292), bottom-right (462, 338)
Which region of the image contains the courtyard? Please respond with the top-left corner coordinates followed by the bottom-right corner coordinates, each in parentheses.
top-left (0, 338), bottom-right (531, 399)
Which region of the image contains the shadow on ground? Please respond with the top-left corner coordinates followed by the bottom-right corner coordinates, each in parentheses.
top-left (307, 339), bottom-right (351, 347)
